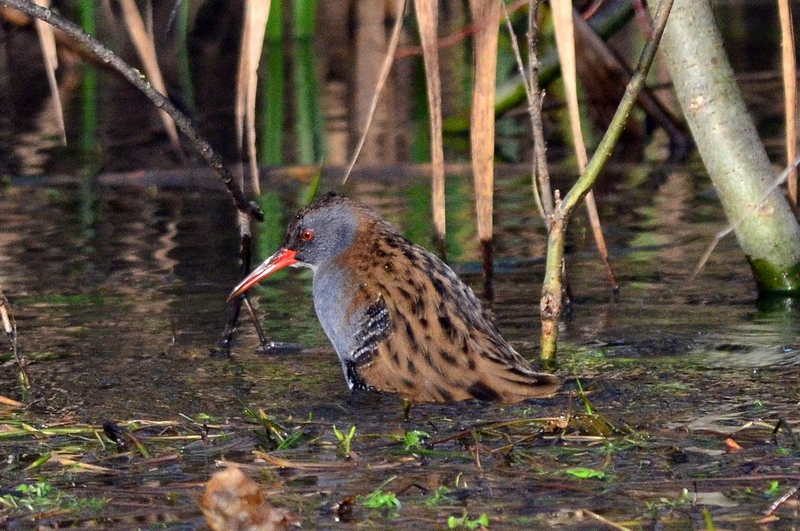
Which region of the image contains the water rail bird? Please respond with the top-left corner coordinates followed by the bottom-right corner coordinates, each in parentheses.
top-left (228, 193), bottom-right (559, 403)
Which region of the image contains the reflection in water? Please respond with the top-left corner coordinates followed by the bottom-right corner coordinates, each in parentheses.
top-left (0, 0), bottom-right (788, 176)
top-left (0, 167), bottom-right (794, 421)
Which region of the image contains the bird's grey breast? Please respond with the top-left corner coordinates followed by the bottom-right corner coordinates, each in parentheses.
top-left (312, 262), bottom-right (359, 361)
top-left (313, 261), bottom-right (393, 390)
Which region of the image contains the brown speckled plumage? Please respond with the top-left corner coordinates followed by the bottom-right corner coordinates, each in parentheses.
top-left (229, 194), bottom-right (559, 404)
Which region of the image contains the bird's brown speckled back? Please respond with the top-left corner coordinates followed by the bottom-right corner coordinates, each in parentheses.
top-left (331, 198), bottom-right (559, 403)
top-left (231, 193), bottom-right (560, 403)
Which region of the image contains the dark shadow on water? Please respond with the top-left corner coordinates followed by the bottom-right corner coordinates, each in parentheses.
top-left (756, 292), bottom-right (800, 313)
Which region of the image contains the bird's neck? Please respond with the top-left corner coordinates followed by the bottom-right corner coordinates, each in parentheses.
top-left (311, 260), bottom-right (359, 359)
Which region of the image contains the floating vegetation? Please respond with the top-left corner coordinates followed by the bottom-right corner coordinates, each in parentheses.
top-left (447, 511), bottom-right (490, 530)
top-left (0, 481), bottom-right (108, 521)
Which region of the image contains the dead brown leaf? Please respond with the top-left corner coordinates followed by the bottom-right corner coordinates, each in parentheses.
top-left (200, 466), bottom-right (300, 531)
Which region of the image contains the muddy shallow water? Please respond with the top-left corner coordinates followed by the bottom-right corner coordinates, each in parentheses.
top-left (1, 164), bottom-right (799, 530)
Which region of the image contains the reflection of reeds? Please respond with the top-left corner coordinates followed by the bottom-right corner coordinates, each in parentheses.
top-left (293, 0), bottom-right (325, 165)
top-left (293, 29), bottom-right (325, 165)
top-left (118, 0), bottom-right (183, 158)
top-left (343, 0), bottom-right (406, 179)
top-left (32, 0), bottom-right (65, 146)
top-left (77, 0), bottom-right (97, 157)
top-left (259, 2), bottom-right (284, 166)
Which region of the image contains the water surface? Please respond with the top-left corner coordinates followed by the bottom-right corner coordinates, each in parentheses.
top-left (1, 166), bottom-right (798, 529)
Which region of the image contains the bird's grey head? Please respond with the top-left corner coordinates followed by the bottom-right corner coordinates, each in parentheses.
top-left (282, 194), bottom-right (359, 270)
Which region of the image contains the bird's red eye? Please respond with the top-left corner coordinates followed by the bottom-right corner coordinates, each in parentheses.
top-left (301, 228), bottom-right (314, 241)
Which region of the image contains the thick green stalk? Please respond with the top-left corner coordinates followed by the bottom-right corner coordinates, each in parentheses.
top-left (649, 0), bottom-right (800, 292)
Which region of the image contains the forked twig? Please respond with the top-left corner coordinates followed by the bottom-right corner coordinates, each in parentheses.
top-left (501, 0), bottom-right (549, 222)
top-left (541, 0), bottom-right (674, 360)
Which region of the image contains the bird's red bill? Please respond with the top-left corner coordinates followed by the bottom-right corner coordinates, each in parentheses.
top-left (227, 249), bottom-right (298, 302)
